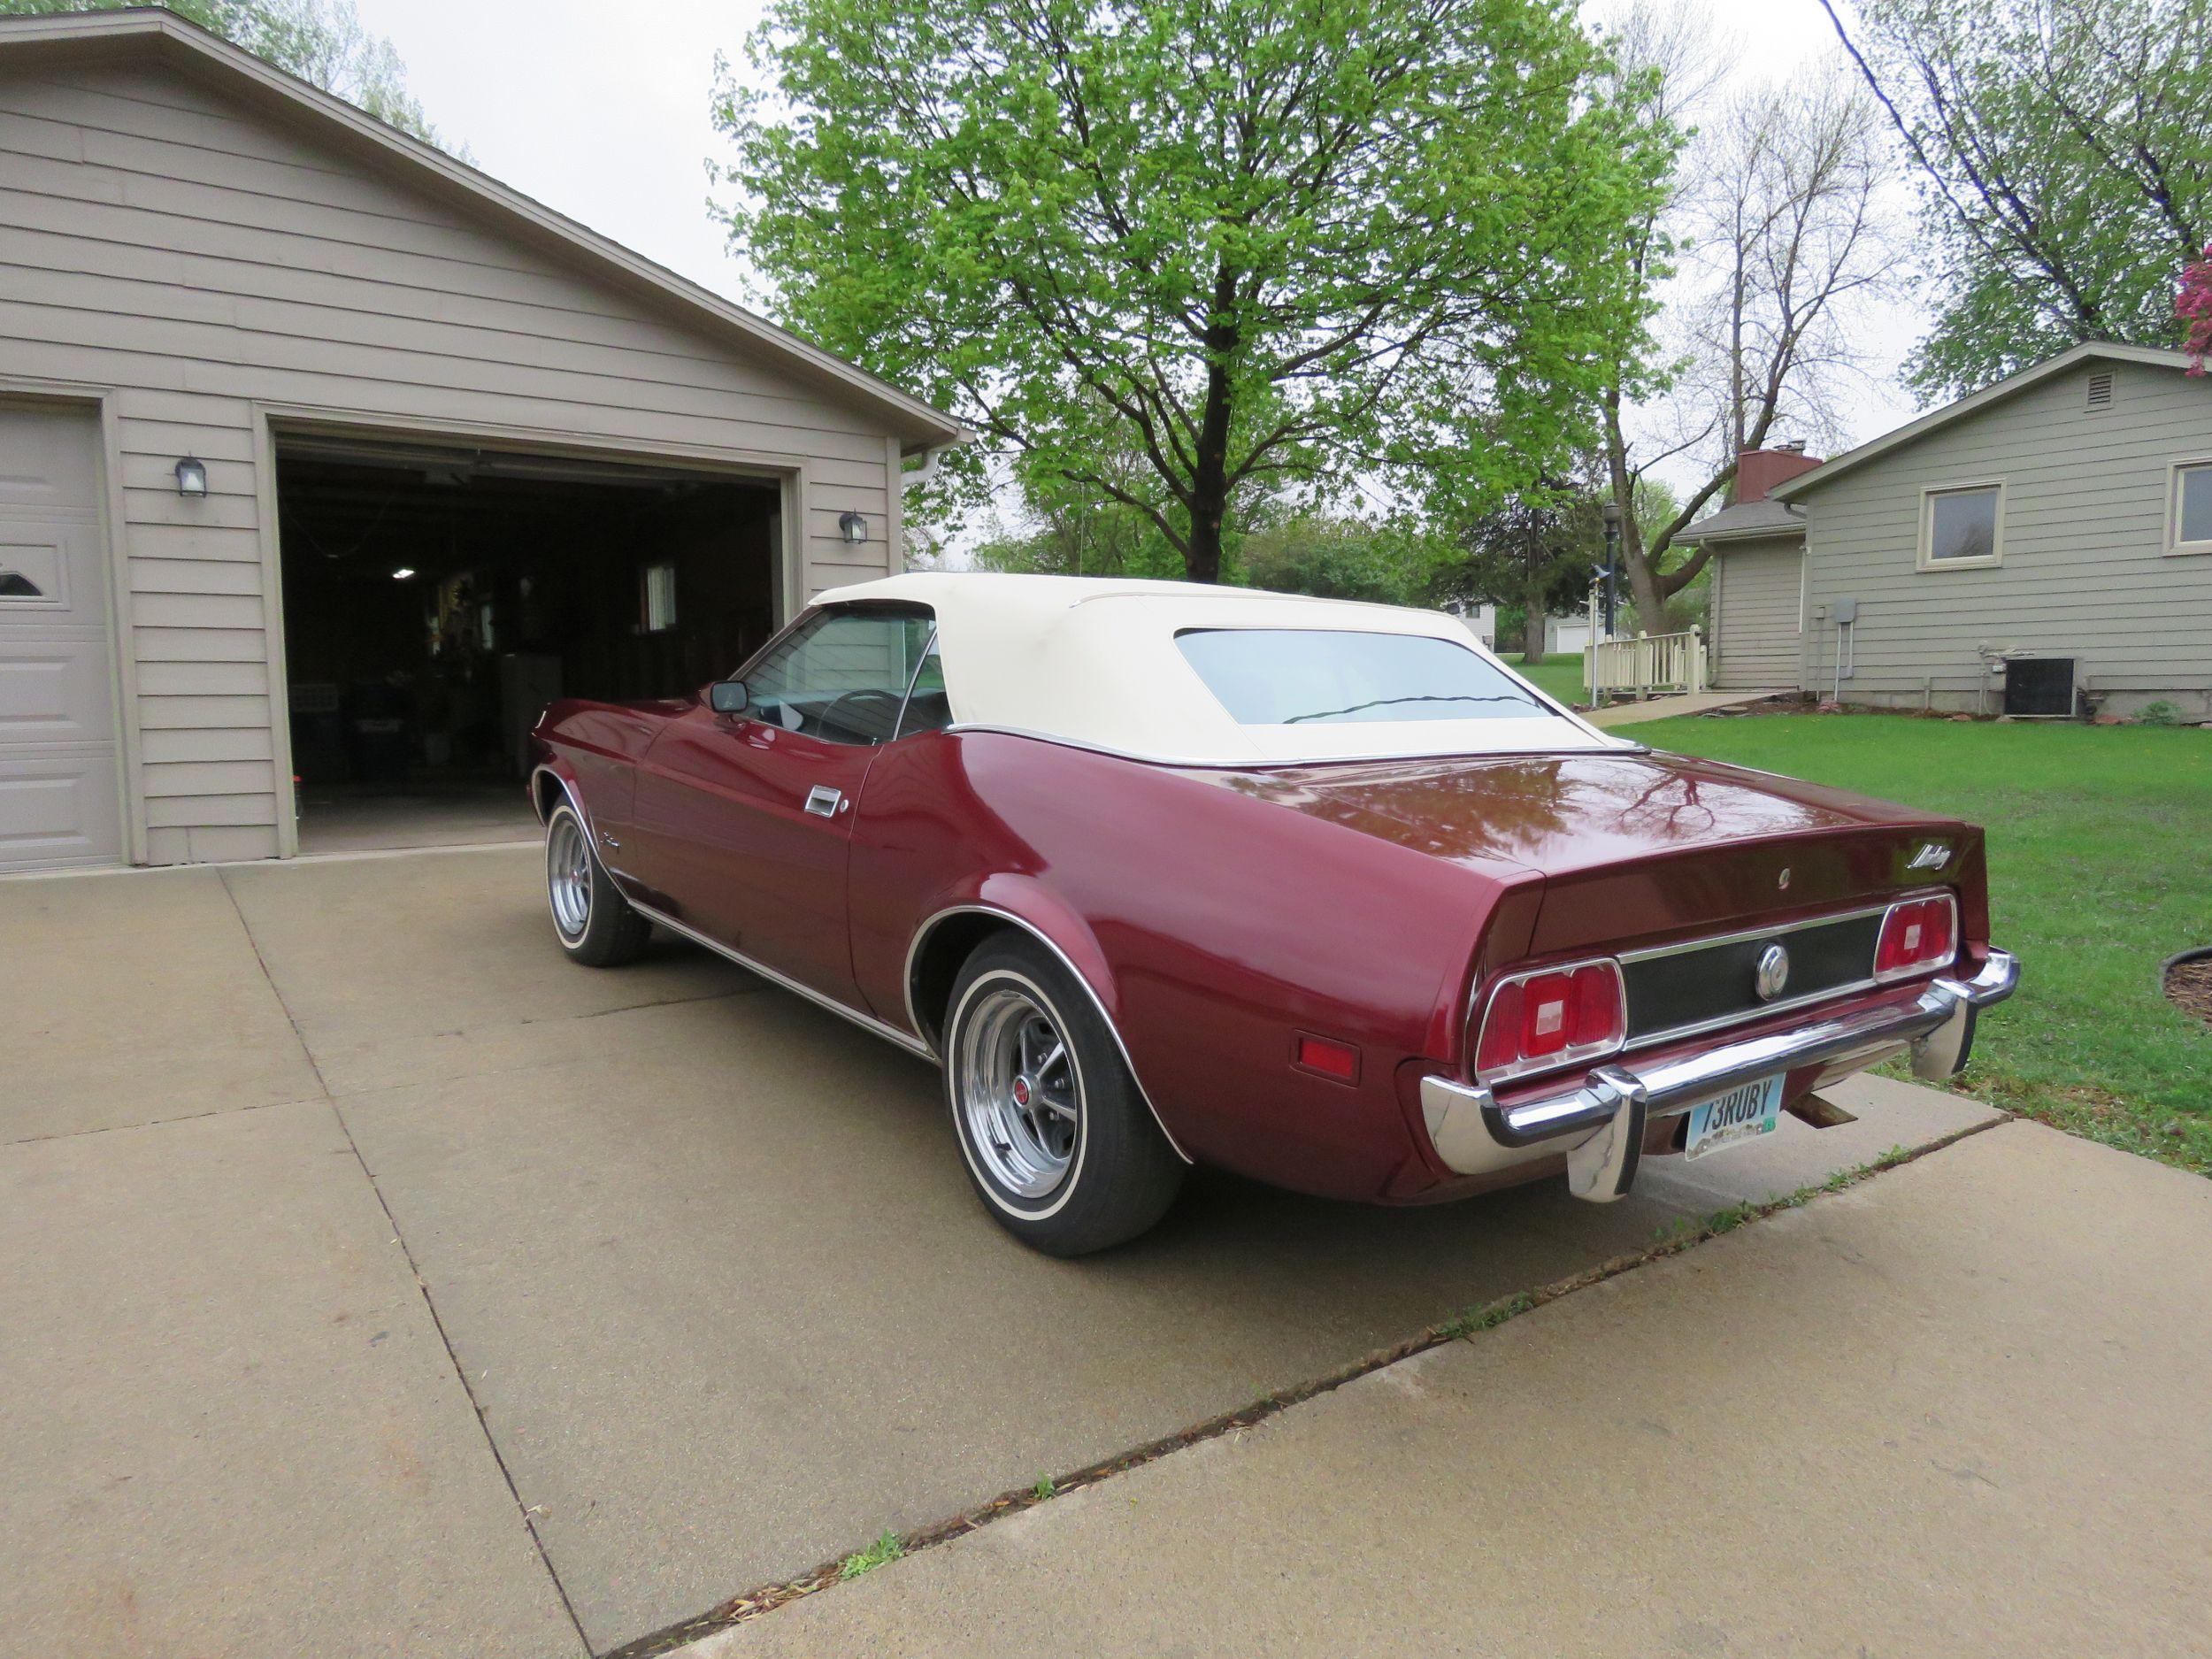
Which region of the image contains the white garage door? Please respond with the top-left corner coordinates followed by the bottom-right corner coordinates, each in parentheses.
top-left (1713, 541), bottom-right (1804, 690)
top-left (0, 403), bottom-right (122, 870)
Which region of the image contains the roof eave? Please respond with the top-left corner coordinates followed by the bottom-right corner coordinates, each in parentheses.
top-left (1680, 523), bottom-right (1808, 547)
top-left (1773, 342), bottom-right (2197, 502)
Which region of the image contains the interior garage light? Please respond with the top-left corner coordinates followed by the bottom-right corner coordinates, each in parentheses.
top-left (173, 456), bottom-right (209, 498)
top-left (391, 567), bottom-right (416, 580)
top-left (838, 511), bottom-right (868, 545)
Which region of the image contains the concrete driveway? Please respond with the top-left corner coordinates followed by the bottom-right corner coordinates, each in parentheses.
top-left (5, 846), bottom-right (2009, 1656)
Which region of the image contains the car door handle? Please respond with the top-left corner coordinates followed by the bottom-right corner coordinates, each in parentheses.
top-left (804, 785), bottom-right (844, 818)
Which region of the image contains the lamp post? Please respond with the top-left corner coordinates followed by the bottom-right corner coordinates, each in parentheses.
top-left (1598, 499), bottom-right (1622, 641)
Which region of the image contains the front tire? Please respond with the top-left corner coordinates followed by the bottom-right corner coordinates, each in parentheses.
top-left (544, 799), bottom-right (651, 967)
top-left (944, 937), bottom-right (1185, 1256)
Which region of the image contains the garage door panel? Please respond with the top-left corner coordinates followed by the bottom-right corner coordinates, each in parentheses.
top-left (0, 534), bottom-right (73, 608)
top-left (0, 749), bottom-right (123, 868)
top-left (0, 408), bottom-right (102, 503)
top-left (0, 403), bottom-right (122, 870)
top-left (0, 640), bottom-right (119, 746)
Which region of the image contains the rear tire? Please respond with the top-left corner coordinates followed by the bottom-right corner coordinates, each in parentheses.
top-left (943, 936), bottom-right (1185, 1255)
top-left (544, 799), bottom-right (651, 967)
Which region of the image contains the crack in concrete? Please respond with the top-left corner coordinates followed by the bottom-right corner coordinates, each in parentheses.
top-left (3, 1091), bottom-right (322, 1148)
top-left (213, 869), bottom-right (595, 1658)
top-left (605, 1111), bottom-right (2014, 1659)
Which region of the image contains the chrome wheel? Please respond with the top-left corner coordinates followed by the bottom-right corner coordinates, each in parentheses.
top-left (955, 984), bottom-right (1080, 1199)
top-left (547, 810), bottom-right (592, 941)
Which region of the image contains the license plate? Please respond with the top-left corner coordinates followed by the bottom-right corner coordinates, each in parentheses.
top-left (1684, 1075), bottom-right (1784, 1160)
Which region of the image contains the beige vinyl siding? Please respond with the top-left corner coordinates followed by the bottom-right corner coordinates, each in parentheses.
top-left (1796, 359), bottom-right (2212, 716)
top-left (0, 58), bottom-right (909, 863)
top-left (1710, 537), bottom-right (1804, 689)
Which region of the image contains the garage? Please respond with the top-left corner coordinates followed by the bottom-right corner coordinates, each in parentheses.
top-left (273, 436), bottom-right (782, 851)
top-left (0, 10), bottom-right (964, 872)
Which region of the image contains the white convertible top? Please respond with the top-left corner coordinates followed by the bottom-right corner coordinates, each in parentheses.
top-left (811, 572), bottom-right (1628, 765)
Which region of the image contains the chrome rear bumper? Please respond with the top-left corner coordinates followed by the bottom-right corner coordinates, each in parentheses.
top-left (1419, 950), bottom-right (2020, 1202)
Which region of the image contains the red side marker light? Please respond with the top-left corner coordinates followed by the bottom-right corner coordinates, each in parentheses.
top-left (1294, 1033), bottom-right (1360, 1083)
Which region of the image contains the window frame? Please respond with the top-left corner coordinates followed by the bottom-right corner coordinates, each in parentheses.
top-left (721, 599), bottom-right (939, 748)
top-left (2165, 457), bottom-right (2212, 557)
top-left (892, 629), bottom-right (949, 741)
top-left (1916, 480), bottom-right (2006, 572)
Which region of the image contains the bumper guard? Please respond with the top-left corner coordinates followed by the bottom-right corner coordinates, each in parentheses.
top-left (1419, 950), bottom-right (2020, 1203)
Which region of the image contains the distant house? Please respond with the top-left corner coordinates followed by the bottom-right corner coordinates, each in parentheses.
top-left (1446, 599), bottom-right (1497, 648)
top-left (1544, 615), bottom-right (1594, 658)
top-left (1681, 343), bottom-right (2212, 718)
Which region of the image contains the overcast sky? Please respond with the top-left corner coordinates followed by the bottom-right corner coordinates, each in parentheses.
top-left (354, 0), bottom-right (1927, 490)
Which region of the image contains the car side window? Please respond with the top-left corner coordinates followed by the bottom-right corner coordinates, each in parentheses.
top-left (895, 637), bottom-right (952, 740)
top-left (741, 605), bottom-right (935, 746)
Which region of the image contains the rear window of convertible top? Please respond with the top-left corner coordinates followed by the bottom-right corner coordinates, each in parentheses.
top-left (1174, 627), bottom-right (1555, 726)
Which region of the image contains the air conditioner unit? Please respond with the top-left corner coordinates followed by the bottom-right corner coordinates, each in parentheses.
top-left (2002, 657), bottom-right (2076, 717)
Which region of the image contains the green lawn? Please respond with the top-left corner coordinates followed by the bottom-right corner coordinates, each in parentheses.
top-left (1633, 711), bottom-right (2211, 1175)
top-left (1506, 654), bottom-right (1586, 707)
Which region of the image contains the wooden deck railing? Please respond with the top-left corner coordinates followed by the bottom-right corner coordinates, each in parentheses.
top-left (1586, 626), bottom-right (1707, 699)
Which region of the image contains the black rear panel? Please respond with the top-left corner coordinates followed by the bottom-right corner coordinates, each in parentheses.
top-left (1621, 910), bottom-right (1882, 1041)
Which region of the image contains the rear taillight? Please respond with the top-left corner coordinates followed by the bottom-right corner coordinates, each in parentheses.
top-left (1472, 958), bottom-right (1625, 1085)
top-left (1875, 893), bottom-right (1959, 981)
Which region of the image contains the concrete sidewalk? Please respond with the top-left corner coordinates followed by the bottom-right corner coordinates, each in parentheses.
top-left (1587, 687), bottom-right (1790, 727)
top-left (692, 1122), bottom-right (2212, 1659)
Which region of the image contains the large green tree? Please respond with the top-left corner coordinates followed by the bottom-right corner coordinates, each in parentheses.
top-left (718, 0), bottom-right (1672, 582)
top-left (1821, 0), bottom-right (2212, 396)
top-left (2, 0), bottom-right (451, 150)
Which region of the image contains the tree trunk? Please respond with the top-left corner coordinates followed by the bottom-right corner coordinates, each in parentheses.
top-left (1601, 397), bottom-right (1669, 633)
top-left (1184, 500), bottom-right (1225, 584)
top-left (1183, 265), bottom-right (1239, 584)
top-left (1522, 565), bottom-right (1548, 665)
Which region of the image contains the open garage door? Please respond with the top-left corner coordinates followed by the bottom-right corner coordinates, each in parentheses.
top-left (273, 435), bottom-right (782, 855)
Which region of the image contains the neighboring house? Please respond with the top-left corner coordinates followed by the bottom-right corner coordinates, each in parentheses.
top-left (0, 10), bottom-right (964, 873)
top-left (1446, 599), bottom-right (1497, 648)
top-left (1682, 343), bottom-right (2212, 718)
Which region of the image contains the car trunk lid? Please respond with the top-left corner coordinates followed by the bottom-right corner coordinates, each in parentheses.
top-left (1216, 749), bottom-right (1973, 959)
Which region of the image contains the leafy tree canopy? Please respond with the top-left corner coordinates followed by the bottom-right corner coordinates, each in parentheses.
top-left (2, 0), bottom-right (453, 150)
top-left (1823, 0), bottom-right (2212, 396)
top-left (718, 0), bottom-right (1674, 581)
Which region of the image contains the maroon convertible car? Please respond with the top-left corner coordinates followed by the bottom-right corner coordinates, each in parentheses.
top-left (531, 573), bottom-right (2016, 1255)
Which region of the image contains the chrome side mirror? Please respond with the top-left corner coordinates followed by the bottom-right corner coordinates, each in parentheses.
top-left (709, 680), bottom-right (749, 716)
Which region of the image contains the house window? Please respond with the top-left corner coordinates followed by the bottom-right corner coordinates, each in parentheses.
top-left (2170, 462), bottom-right (2212, 556)
top-left (1918, 483), bottom-right (2003, 571)
top-left (643, 563), bottom-right (678, 631)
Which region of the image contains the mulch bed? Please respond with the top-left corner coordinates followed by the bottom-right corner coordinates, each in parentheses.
top-left (2163, 956), bottom-right (2212, 1028)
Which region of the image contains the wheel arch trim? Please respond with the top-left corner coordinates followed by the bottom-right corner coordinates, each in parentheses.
top-left (530, 761), bottom-right (582, 828)
top-left (904, 901), bottom-right (1193, 1164)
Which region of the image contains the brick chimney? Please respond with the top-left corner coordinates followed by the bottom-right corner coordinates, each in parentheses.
top-left (1735, 443), bottom-right (1823, 503)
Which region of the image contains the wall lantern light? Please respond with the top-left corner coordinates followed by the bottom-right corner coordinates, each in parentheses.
top-left (838, 510), bottom-right (868, 545)
top-left (391, 567), bottom-right (417, 580)
top-left (174, 456), bottom-right (209, 498)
